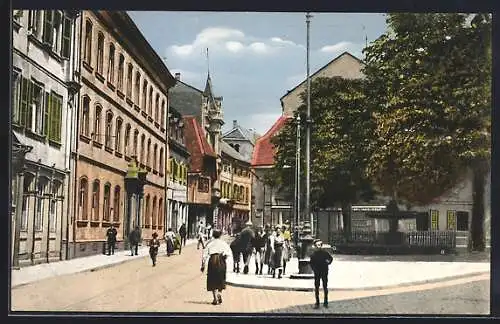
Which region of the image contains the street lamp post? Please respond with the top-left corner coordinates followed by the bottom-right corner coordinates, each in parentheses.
top-left (294, 115), bottom-right (301, 249)
top-left (124, 157), bottom-right (147, 249)
top-left (305, 11), bottom-right (313, 237)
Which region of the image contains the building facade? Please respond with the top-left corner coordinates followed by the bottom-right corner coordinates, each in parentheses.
top-left (68, 11), bottom-right (175, 257)
top-left (166, 105), bottom-right (190, 233)
top-left (11, 10), bottom-right (80, 266)
top-left (218, 141), bottom-right (252, 234)
top-left (222, 120), bottom-right (259, 162)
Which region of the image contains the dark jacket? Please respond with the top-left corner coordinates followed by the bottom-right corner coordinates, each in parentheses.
top-left (239, 228), bottom-right (255, 251)
top-left (179, 225), bottom-right (187, 237)
top-left (310, 249), bottom-right (333, 274)
top-left (252, 233), bottom-right (267, 249)
top-left (106, 227), bottom-right (117, 242)
top-left (129, 229), bottom-right (140, 245)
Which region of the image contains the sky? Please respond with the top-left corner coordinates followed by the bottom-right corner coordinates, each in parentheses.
top-left (128, 12), bottom-right (388, 135)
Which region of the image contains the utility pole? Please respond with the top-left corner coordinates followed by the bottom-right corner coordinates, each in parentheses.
top-left (295, 115), bottom-right (301, 247)
top-left (305, 12), bottom-right (313, 234)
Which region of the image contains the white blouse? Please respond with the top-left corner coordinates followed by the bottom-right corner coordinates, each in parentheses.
top-left (201, 239), bottom-right (232, 266)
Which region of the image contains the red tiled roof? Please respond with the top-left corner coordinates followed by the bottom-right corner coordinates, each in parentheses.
top-left (183, 116), bottom-right (216, 172)
top-left (251, 115), bottom-right (292, 167)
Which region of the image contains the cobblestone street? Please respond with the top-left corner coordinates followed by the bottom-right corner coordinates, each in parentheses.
top-left (10, 242), bottom-right (489, 314)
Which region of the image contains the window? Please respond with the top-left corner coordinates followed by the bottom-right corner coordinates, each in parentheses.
top-left (81, 96), bottom-right (90, 136)
top-left (48, 91), bottom-right (63, 142)
top-left (430, 210), bottom-right (439, 230)
top-left (142, 81), bottom-right (147, 111)
top-left (245, 187), bottom-right (249, 203)
top-left (103, 183), bottom-right (111, 222)
top-left (159, 148), bottom-right (164, 173)
top-left (28, 11), bottom-right (41, 38)
top-left (21, 174), bottom-right (35, 230)
top-left (233, 185), bottom-right (238, 200)
top-left (35, 177), bottom-right (48, 231)
top-left (198, 177), bottom-right (209, 193)
top-left (152, 196), bottom-right (157, 228)
top-left (12, 70), bottom-right (21, 125)
top-left (79, 177), bottom-right (88, 220)
top-left (133, 130), bottom-right (139, 156)
top-left (158, 198), bottom-right (163, 228)
top-left (105, 111), bottom-right (113, 149)
top-left (146, 139), bottom-right (151, 168)
top-left (145, 195), bottom-right (150, 227)
top-left (41, 10), bottom-right (69, 57)
top-left (107, 43), bottom-right (115, 83)
top-left (117, 54), bottom-right (124, 91)
top-left (42, 10), bottom-right (54, 45)
top-left (140, 134), bottom-right (145, 164)
top-left (84, 20), bottom-right (92, 64)
top-left (97, 32), bottom-right (104, 74)
top-left (153, 144), bottom-right (158, 171)
top-left (124, 124), bottom-right (131, 156)
top-left (126, 64), bottom-right (133, 98)
top-left (50, 181), bottom-right (61, 232)
top-left (115, 118), bottom-right (122, 153)
top-left (94, 105), bottom-right (102, 143)
top-left (91, 180), bottom-right (100, 221)
top-left (154, 94), bottom-right (159, 122)
top-left (134, 73), bottom-right (140, 104)
top-left (161, 100), bottom-right (165, 128)
top-left (28, 80), bottom-right (44, 134)
top-left (113, 186), bottom-right (120, 222)
top-left (61, 13), bottom-right (72, 59)
top-left (148, 87), bottom-right (153, 115)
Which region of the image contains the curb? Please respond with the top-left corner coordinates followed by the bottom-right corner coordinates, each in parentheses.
top-left (226, 271), bottom-right (490, 292)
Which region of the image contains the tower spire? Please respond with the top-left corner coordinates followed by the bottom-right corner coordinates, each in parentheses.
top-left (206, 47), bottom-right (210, 77)
top-left (362, 25), bottom-right (368, 48)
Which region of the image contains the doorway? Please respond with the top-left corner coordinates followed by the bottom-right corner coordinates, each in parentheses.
top-left (456, 211), bottom-right (469, 231)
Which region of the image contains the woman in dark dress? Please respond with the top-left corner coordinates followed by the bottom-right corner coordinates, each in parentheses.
top-left (149, 232), bottom-right (161, 267)
top-left (164, 228), bottom-right (175, 256)
top-left (201, 229), bottom-right (232, 305)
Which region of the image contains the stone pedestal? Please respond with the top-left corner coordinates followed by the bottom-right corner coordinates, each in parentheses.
top-left (290, 221), bottom-right (315, 279)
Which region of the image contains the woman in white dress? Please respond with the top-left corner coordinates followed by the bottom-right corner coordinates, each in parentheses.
top-left (201, 229), bottom-right (232, 305)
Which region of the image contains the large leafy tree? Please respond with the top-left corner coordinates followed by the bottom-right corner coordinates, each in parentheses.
top-left (272, 77), bottom-right (376, 238)
top-left (363, 13), bottom-right (491, 250)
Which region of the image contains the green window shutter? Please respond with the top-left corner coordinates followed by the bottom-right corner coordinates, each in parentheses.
top-left (44, 92), bottom-right (50, 137)
top-left (61, 14), bottom-right (72, 59)
top-left (43, 10), bottom-right (54, 45)
top-left (26, 80), bottom-right (33, 130)
top-left (19, 77), bottom-right (29, 127)
top-left (55, 95), bottom-right (62, 142)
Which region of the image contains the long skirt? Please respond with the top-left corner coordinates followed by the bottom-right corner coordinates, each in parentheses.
top-left (264, 246), bottom-right (273, 265)
top-left (273, 244), bottom-right (284, 269)
top-left (207, 253), bottom-right (227, 291)
top-left (166, 239), bottom-right (175, 254)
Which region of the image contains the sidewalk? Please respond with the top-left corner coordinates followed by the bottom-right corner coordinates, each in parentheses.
top-left (225, 256), bottom-right (490, 292)
top-left (11, 238), bottom-right (198, 288)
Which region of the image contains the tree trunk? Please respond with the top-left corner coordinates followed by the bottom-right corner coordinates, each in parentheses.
top-left (341, 201), bottom-right (352, 242)
top-left (470, 159), bottom-right (488, 251)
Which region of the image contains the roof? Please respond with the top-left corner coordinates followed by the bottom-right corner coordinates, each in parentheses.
top-left (251, 115), bottom-right (292, 167)
top-left (222, 126), bottom-right (260, 145)
top-left (279, 51), bottom-right (364, 102)
top-left (169, 80), bottom-right (204, 118)
top-left (183, 116), bottom-right (216, 172)
top-left (220, 140), bottom-right (251, 164)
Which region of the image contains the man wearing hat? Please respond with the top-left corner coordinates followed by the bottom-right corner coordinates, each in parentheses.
top-left (239, 220), bottom-right (255, 274)
top-left (309, 239), bottom-right (333, 308)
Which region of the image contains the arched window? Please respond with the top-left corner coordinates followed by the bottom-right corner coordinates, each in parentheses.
top-left (240, 186), bottom-right (245, 202)
top-left (84, 20), bottom-right (92, 64)
top-left (103, 183), bottom-right (111, 221)
top-left (133, 130), bottom-right (139, 157)
top-left (233, 185), bottom-right (238, 200)
top-left (81, 96), bottom-right (90, 136)
top-left (145, 194), bottom-right (150, 228)
top-left (79, 177), bottom-right (88, 220)
top-left (134, 72), bottom-right (140, 105)
top-left (154, 93), bottom-right (159, 122)
top-left (142, 81), bottom-right (148, 111)
top-left (152, 196), bottom-right (157, 228)
top-left (94, 105), bottom-right (102, 143)
top-left (159, 148), bottom-right (164, 174)
top-left (161, 99), bottom-right (166, 128)
top-left (140, 134), bottom-right (145, 165)
top-left (146, 138), bottom-right (151, 168)
top-left (148, 87), bottom-right (153, 116)
top-left (126, 63), bottom-right (133, 98)
top-left (113, 186), bottom-right (120, 222)
top-left (124, 124), bottom-right (131, 156)
top-left (97, 32), bottom-right (104, 74)
top-left (117, 54), bottom-right (124, 90)
top-left (105, 111), bottom-right (113, 149)
top-left (91, 180), bottom-right (100, 221)
top-left (245, 187), bottom-right (249, 203)
top-left (115, 118), bottom-right (122, 153)
top-left (153, 144), bottom-right (158, 171)
top-left (158, 197), bottom-right (163, 229)
top-left (107, 43), bottom-right (115, 83)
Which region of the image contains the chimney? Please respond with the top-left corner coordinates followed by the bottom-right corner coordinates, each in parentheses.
top-left (175, 72), bottom-right (181, 80)
top-left (233, 120), bottom-right (237, 128)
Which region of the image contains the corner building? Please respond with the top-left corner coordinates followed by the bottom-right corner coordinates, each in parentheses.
top-left (69, 11), bottom-right (175, 257)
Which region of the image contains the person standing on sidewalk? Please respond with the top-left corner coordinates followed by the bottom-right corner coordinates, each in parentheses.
top-left (239, 221), bottom-right (255, 274)
top-left (200, 229), bottom-right (232, 305)
top-left (149, 232), bottom-right (161, 267)
top-left (252, 226), bottom-right (267, 275)
top-left (129, 226), bottom-right (141, 256)
top-left (310, 239), bottom-right (333, 309)
top-left (197, 221), bottom-right (206, 250)
top-left (106, 225), bottom-right (118, 255)
top-left (272, 225), bottom-right (285, 279)
top-left (164, 228), bottom-right (176, 256)
top-left (179, 223), bottom-right (187, 247)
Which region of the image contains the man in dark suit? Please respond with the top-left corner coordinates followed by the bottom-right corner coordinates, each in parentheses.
top-left (310, 239), bottom-right (333, 309)
top-left (179, 223), bottom-right (187, 247)
top-left (128, 226), bottom-right (141, 256)
top-left (106, 225), bottom-right (118, 255)
top-left (239, 221), bottom-right (255, 274)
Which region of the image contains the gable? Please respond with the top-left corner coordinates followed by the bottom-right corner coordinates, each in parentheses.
top-left (223, 128), bottom-right (247, 140)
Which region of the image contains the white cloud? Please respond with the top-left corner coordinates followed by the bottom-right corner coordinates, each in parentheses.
top-left (168, 27), bottom-right (303, 58)
top-left (248, 112), bottom-right (282, 135)
top-left (319, 41), bottom-right (353, 53)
